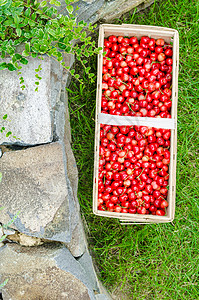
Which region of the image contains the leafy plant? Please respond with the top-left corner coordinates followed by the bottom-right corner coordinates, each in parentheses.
top-left (0, 114), bottom-right (18, 140)
top-left (0, 0), bottom-right (102, 89)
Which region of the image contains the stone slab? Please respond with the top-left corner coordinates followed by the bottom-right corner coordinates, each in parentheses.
top-left (0, 57), bottom-right (52, 146)
top-left (0, 243), bottom-right (96, 300)
top-left (97, 0), bottom-right (154, 22)
top-left (57, 0), bottom-right (154, 24)
top-left (95, 294), bottom-right (111, 300)
top-left (77, 250), bottom-right (99, 292)
top-left (0, 142), bottom-right (73, 243)
top-left (66, 220), bottom-right (86, 257)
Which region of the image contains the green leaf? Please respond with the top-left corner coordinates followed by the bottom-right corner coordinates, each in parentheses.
top-left (31, 53), bottom-right (38, 58)
top-left (40, 0), bottom-right (47, 7)
top-left (47, 28), bottom-right (57, 38)
top-left (15, 54), bottom-right (22, 60)
top-left (49, 0), bottom-right (61, 6)
top-left (66, 5), bottom-right (73, 14)
top-left (35, 74), bottom-right (42, 80)
top-left (25, 8), bottom-right (31, 17)
top-left (3, 114), bottom-right (7, 120)
top-left (7, 63), bottom-right (17, 71)
top-left (16, 28), bottom-right (22, 37)
top-left (22, 50), bottom-right (29, 57)
top-left (35, 64), bottom-right (42, 72)
top-left (38, 28), bottom-right (44, 39)
top-left (86, 67), bottom-right (91, 72)
top-left (0, 62), bottom-right (7, 70)
top-left (0, 0), bottom-right (8, 6)
top-left (25, 42), bottom-right (30, 52)
top-left (20, 58), bottom-right (28, 65)
top-left (31, 13), bottom-right (36, 21)
top-left (14, 15), bottom-right (20, 25)
top-left (6, 131), bottom-right (12, 137)
top-left (28, 20), bottom-right (35, 27)
top-left (4, 19), bottom-right (13, 26)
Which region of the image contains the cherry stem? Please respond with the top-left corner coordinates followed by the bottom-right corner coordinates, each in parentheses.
top-left (120, 188), bottom-right (127, 196)
top-left (127, 102), bottom-right (135, 112)
top-left (105, 95), bottom-right (116, 101)
top-left (136, 168), bottom-right (145, 180)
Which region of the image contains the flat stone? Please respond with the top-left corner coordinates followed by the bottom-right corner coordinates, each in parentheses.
top-left (6, 232), bottom-right (44, 247)
top-left (63, 124), bottom-right (79, 203)
top-left (53, 54), bottom-right (74, 143)
top-left (2, 228), bottom-right (15, 236)
top-left (95, 294), bottom-right (111, 300)
top-left (0, 57), bottom-right (52, 146)
top-left (66, 220), bottom-right (86, 257)
top-left (0, 142), bottom-right (73, 243)
top-left (77, 250), bottom-right (99, 292)
top-left (0, 225), bottom-right (5, 247)
top-left (96, 0), bottom-right (154, 22)
top-left (54, 90), bottom-right (86, 257)
top-left (57, 0), bottom-right (153, 24)
top-left (70, 0), bottom-right (105, 24)
top-left (0, 225), bottom-right (3, 239)
top-left (0, 243), bottom-right (96, 300)
top-left (0, 53), bottom-right (74, 146)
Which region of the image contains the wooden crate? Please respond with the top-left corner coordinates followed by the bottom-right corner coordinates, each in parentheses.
top-left (93, 24), bottom-right (179, 223)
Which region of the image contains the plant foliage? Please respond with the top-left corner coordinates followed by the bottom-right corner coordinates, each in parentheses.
top-left (0, 0), bottom-right (101, 84)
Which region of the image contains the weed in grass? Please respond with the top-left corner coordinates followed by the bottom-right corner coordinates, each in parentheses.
top-left (68, 0), bottom-right (199, 299)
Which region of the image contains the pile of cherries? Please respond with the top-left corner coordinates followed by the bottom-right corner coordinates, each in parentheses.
top-left (101, 35), bottom-right (173, 118)
top-left (98, 35), bottom-right (173, 215)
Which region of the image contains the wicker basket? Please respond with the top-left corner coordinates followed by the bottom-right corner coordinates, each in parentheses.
top-left (93, 24), bottom-right (179, 223)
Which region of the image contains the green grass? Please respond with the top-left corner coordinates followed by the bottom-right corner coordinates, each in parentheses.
top-left (68, 0), bottom-right (199, 299)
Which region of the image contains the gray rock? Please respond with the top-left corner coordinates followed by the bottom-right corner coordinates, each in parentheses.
top-left (0, 142), bottom-right (75, 243)
top-left (0, 243), bottom-right (96, 300)
top-left (96, 0), bottom-right (154, 22)
top-left (77, 250), bottom-right (99, 292)
top-left (2, 228), bottom-right (15, 236)
top-left (53, 54), bottom-right (74, 143)
top-left (54, 85), bottom-right (85, 257)
top-left (0, 225), bottom-right (5, 247)
top-left (0, 57), bottom-right (52, 146)
top-left (0, 225), bottom-right (3, 239)
top-left (65, 220), bottom-right (86, 257)
top-left (95, 294), bottom-right (111, 300)
top-left (0, 148), bottom-right (2, 158)
top-left (57, 0), bottom-right (154, 24)
top-left (71, 0), bottom-right (105, 24)
top-left (0, 53), bottom-right (74, 146)
top-left (6, 232), bottom-right (44, 247)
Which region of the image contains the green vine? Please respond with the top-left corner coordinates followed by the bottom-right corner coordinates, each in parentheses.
top-left (0, 0), bottom-right (102, 88)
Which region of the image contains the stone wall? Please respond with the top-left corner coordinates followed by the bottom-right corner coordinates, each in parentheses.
top-left (0, 55), bottom-right (110, 300)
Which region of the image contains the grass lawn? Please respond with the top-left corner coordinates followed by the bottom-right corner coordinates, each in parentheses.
top-left (67, 0), bottom-right (199, 299)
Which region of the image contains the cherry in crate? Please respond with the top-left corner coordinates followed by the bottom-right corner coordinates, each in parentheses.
top-left (98, 35), bottom-right (173, 215)
top-left (102, 35), bottom-right (173, 118)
